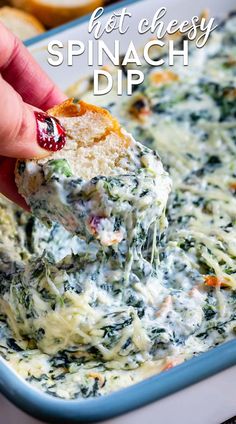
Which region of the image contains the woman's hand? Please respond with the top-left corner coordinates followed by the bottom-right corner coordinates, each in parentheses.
top-left (0, 23), bottom-right (66, 209)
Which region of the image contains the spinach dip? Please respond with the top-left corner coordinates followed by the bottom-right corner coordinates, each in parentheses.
top-left (0, 14), bottom-right (236, 399)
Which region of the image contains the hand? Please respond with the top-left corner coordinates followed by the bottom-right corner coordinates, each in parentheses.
top-left (0, 23), bottom-right (66, 209)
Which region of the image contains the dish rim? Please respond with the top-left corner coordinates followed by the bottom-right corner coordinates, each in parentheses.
top-left (1, 340), bottom-right (236, 423)
top-left (24, 0), bottom-right (145, 47)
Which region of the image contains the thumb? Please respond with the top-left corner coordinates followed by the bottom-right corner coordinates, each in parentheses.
top-left (0, 75), bottom-right (66, 159)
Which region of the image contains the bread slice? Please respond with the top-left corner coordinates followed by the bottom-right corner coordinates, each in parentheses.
top-left (15, 99), bottom-right (171, 246)
top-left (16, 99), bottom-right (134, 193)
top-left (0, 6), bottom-right (45, 40)
top-left (10, 0), bottom-right (104, 28)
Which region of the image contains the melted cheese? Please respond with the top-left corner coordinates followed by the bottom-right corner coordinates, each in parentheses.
top-left (0, 13), bottom-right (236, 400)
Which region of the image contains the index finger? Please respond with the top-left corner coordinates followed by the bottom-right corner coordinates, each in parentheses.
top-left (0, 23), bottom-right (66, 111)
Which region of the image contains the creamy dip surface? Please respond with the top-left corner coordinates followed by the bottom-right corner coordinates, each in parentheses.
top-left (0, 14), bottom-right (236, 399)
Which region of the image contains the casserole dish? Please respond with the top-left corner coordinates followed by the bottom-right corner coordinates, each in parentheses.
top-left (1, 0), bottom-right (236, 422)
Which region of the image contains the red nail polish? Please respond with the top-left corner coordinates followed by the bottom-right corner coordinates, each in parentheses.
top-left (35, 112), bottom-right (66, 152)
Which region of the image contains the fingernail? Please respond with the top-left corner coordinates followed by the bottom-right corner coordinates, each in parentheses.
top-left (35, 111), bottom-right (66, 152)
